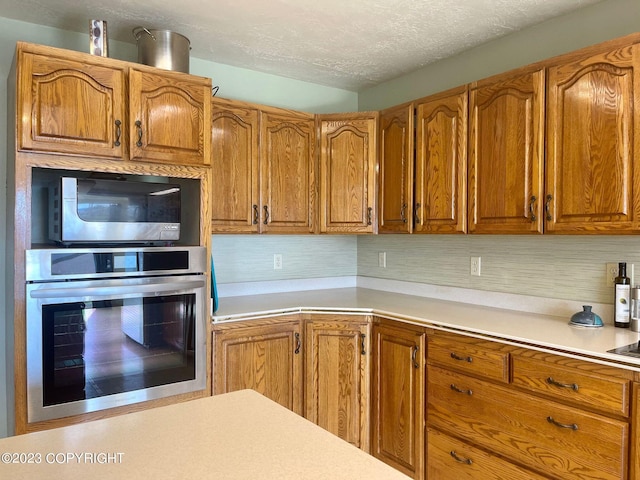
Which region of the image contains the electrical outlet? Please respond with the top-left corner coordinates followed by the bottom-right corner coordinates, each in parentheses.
top-left (274, 254), bottom-right (283, 270)
top-left (606, 263), bottom-right (618, 287)
top-left (470, 256), bottom-right (481, 277)
top-left (378, 252), bottom-right (387, 268)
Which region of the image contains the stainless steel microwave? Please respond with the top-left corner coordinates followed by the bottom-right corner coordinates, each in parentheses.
top-left (49, 177), bottom-right (181, 244)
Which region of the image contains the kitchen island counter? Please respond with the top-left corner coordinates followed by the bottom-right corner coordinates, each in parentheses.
top-left (0, 389), bottom-right (408, 479)
top-left (212, 287), bottom-right (640, 371)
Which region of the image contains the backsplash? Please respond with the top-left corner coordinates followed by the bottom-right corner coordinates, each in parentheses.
top-left (212, 235), bottom-right (357, 284)
top-left (358, 235), bottom-right (640, 305)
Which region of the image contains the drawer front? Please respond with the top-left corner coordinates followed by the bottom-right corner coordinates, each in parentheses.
top-left (428, 366), bottom-right (629, 480)
top-left (512, 354), bottom-right (630, 417)
top-left (427, 334), bottom-right (509, 382)
top-left (427, 428), bottom-right (547, 480)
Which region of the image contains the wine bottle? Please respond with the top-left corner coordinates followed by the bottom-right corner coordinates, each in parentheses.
top-left (614, 262), bottom-right (631, 328)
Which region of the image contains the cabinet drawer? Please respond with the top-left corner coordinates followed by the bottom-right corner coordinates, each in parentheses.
top-left (428, 366), bottom-right (629, 480)
top-left (427, 428), bottom-right (547, 480)
top-left (512, 354), bottom-right (630, 417)
top-left (427, 333), bottom-right (509, 382)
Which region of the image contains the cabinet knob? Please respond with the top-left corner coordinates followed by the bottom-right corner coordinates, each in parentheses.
top-left (263, 205), bottom-right (270, 225)
top-left (400, 203), bottom-right (408, 223)
top-left (529, 195), bottom-right (537, 222)
top-left (360, 333), bottom-right (366, 355)
top-left (545, 194), bottom-right (553, 221)
top-left (547, 416), bottom-right (578, 431)
top-left (252, 205), bottom-right (259, 225)
top-left (411, 345), bottom-right (420, 369)
top-left (367, 207), bottom-right (372, 226)
top-left (294, 332), bottom-right (301, 354)
top-left (546, 376), bottom-right (579, 391)
top-left (114, 120), bottom-right (122, 147)
top-left (414, 203), bottom-right (421, 225)
top-left (450, 451), bottom-right (473, 465)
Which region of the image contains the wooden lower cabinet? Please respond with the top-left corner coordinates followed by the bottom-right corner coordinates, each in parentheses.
top-left (427, 427), bottom-right (547, 480)
top-left (304, 314), bottom-right (371, 451)
top-left (371, 318), bottom-right (425, 479)
top-left (212, 316), bottom-right (304, 415)
top-left (212, 313), bottom-right (371, 451)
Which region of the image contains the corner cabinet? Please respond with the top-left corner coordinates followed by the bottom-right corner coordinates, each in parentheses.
top-left (545, 40), bottom-right (640, 233)
top-left (371, 318), bottom-right (425, 479)
top-left (211, 98), bottom-right (316, 233)
top-left (304, 314), bottom-right (371, 451)
top-left (318, 112), bottom-right (378, 233)
top-left (468, 66), bottom-right (545, 234)
top-left (17, 42), bottom-right (211, 166)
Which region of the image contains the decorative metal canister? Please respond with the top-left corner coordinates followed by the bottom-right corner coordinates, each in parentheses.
top-left (90, 20), bottom-right (108, 57)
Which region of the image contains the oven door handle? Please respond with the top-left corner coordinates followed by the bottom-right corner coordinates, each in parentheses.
top-left (29, 279), bottom-right (206, 299)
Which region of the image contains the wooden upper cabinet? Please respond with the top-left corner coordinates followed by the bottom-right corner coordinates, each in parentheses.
top-left (378, 103), bottom-right (414, 233)
top-left (259, 108), bottom-right (316, 233)
top-left (211, 98), bottom-right (260, 232)
top-left (129, 69), bottom-right (211, 166)
top-left (18, 49), bottom-right (126, 159)
top-left (545, 41), bottom-right (640, 233)
top-left (468, 67), bottom-right (545, 234)
top-left (16, 42), bottom-right (211, 166)
top-left (415, 86), bottom-right (468, 234)
top-left (319, 112), bottom-right (378, 233)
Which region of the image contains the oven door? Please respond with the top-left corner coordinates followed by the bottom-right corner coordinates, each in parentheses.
top-left (26, 274), bottom-right (206, 423)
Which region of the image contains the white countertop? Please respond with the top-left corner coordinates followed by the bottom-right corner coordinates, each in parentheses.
top-left (212, 287), bottom-right (640, 371)
top-left (0, 389), bottom-right (408, 479)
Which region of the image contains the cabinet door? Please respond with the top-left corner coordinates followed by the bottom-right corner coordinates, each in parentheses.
top-left (18, 50), bottom-right (126, 158)
top-left (305, 315), bottom-right (371, 451)
top-left (468, 68), bottom-right (545, 233)
top-left (371, 321), bottom-right (425, 480)
top-left (378, 103), bottom-right (414, 233)
top-left (129, 68), bottom-right (211, 166)
top-left (260, 108), bottom-right (316, 233)
top-left (546, 42), bottom-right (640, 233)
top-left (212, 319), bottom-right (303, 415)
top-left (210, 98), bottom-right (260, 232)
top-left (319, 113), bottom-right (378, 233)
top-left (415, 86), bottom-right (468, 233)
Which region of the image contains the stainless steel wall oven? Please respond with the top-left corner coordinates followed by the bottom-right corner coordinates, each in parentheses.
top-left (25, 246), bottom-right (207, 422)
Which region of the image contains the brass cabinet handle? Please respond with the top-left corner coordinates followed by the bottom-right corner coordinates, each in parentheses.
top-left (252, 205), bottom-right (259, 225)
top-left (450, 451), bottom-right (473, 465)
top-left (263, 205), bottom-right (269, 225)
top-left (294, 332), bottom-right (301, 354)
top-left (547, 416), bottom-right (578, 431)
top-left (367, 207), bottom-right (372, 226)
top-left (135, 120), bottom-right (143, 147)
top-left (545, 194), bottom-right (553, 221)
top-left (450, 384), bottom-right (473, 395)
top-left (411, 345), bottom-right (419, 369)
top-left (400, 203), bottom-right (408, 223)
top-left (360, 333), bottom-right (366, 355)
top-left (529, 195), bottom-right (537, 222)
top-left (546, 377), bottom-right (579, 391)
top-left (414, 203), bottom-right (421, 224)
top-left (114, 120), bottom-right (122, 147)
top-left (450, 352), bottom-right (472, 363)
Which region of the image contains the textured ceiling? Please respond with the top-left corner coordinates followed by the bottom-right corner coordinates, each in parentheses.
top-left (0, 0), bottom-right (604, 91)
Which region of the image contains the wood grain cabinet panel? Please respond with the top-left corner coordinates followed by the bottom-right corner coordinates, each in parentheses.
top-left (259, 108), bottom-right (316, 233)
top-left (414, 86), bottom-right (468, 234)
top-left (427, 427), bottom-right (548, 480)
top-left (17, 42), bottom-right (211, 166)
top-left (511, 352), bottom-right (631, 417)
top-left (468, 67), bottom-right (545, 234)
top-left (305, 315), bottom-right (371, 451)
top-left (371, 320), bottom-right (425, 479)
top-left (545, 41), bottom-right (640, 233)
top-left (129, 69), bottom-right (211, 166)
top-left (212, 318), bottom-right (304, 415)
top-left (428, 365), bottom-right (629, 480)
top-left (378, 103), bottom-right (414, 233)
top-left (18, 50), bottom-right (126, 159)
top-left (211, 98), bottom-right (316, 233)
top-left (211, 98), bottom-right (260, 232)
top-left (319, 113), bottom-right (378, 233)
top-left (427, 330), bottom-right (510, 383)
